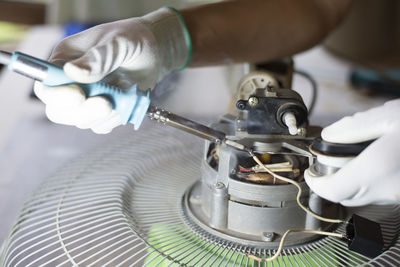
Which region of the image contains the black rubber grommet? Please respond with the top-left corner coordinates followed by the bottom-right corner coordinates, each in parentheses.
top-left (311, 138), bottom-right (375, 156)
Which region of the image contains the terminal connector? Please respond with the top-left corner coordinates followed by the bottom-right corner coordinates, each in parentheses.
top-left (346, 214), bottom-right (383, 258)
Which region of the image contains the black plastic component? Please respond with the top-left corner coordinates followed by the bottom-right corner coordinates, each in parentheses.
top-left (311, 138), bottom-right (375, 156)
top-left (236, 100), bottom-right (247, 110)
top-left (246, 97), bottom-right (308, 135)
top-left (346, 214), bottom-right (383, 258)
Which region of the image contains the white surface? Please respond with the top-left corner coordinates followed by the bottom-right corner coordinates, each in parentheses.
top-left (161, 66), bottom-right (234, 116)
top-left (293, 47), bottom-right (394, 127)
top-left (0, 26), bottom-right (63, 150)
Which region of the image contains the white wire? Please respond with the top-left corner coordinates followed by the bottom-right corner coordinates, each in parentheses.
top-left (251, 153), bottom-right (344, 224)
top-left (246, 153), bottom-right (346, 262)
top-left (247, 229), bottom-right (344, 262)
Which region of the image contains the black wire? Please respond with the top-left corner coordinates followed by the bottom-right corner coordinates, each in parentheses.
top-left (294, 69), bottom-right (318, 115)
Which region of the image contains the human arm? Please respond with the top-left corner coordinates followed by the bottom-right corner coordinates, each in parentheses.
top-left (34, 0), bottom-right (351, 133)
top-left (182, 0), bottom-right (351, 66)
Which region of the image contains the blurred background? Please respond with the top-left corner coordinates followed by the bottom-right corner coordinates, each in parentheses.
top-left (0, 0), bottom-right (399, 246)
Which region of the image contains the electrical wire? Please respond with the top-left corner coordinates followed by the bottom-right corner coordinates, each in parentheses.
top-left (294, 70), bottom-right (318, 115)
top-left (251, 152), bottom-right (344, 224)
top-left (247, 229), bottom-right (344, 262)
top-left (246, 152), bottom-right (346, 262)
top-left (239, 162), bottom-right (293, 173)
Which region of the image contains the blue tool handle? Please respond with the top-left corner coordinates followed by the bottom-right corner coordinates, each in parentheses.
top-left (11, 52), bottom-right (150, 129)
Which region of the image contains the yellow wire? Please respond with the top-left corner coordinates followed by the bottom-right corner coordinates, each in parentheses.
top-left (247, 229), bottom-right (344, 262)
top-left (251, 153), bottom-right (344, 224)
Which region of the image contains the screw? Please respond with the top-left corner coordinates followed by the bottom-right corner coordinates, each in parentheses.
top-left (297, 127), bottom-right (307, 136)
top-left (236, 100), bottom-right (247, 110)
top-left (236, 118), bottom-right (245, 132)
top-left (215, 182), bottom-right (225, 190)
top-left (248, 97), bottom-right (259, 107)
top-left (262, 232), bottom-right (274, 242)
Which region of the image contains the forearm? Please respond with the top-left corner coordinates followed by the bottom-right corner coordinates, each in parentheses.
top-left (181, 0), bottom-right (351, 66)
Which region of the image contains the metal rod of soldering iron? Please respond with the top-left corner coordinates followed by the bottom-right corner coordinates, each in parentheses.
top-left (146, 106), bottom-right (249, 151)
top-left (147, 106), bottom-right (226, 143)
top-left (0, 50), bottom-right (248, 151)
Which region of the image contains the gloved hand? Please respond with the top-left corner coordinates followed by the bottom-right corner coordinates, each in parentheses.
top-left (305, 99), bottom-right (400, 206)
top-left (34, 7), bottom-right (191, 133)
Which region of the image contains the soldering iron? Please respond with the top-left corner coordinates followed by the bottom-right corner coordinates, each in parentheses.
top-left (0, 50), bottom-right (247, 151)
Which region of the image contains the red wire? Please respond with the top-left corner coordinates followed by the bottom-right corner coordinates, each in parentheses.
top-left (238, 165), bottom-right (252, 172)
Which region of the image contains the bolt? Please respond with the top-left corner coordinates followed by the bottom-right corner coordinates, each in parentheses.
top-left (248, 97), bottom-right (259, 107)
top-left (236, 100), bottom-right (247, 110)
top-left (262, 232), bottom-right (274, 242)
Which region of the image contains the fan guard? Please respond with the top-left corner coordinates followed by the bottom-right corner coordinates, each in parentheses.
top-left (1, 126), bottom-right (399, 266)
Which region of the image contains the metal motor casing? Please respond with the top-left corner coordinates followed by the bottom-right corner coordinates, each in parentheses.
top-left (1, 124), bottom-right (399, 266)
top-left (184, 136), bottom-right (335, 248)
top-left (183, 70), bottom-right (341, 248)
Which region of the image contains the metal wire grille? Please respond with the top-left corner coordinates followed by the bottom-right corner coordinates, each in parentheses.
top-left (0, 126), bottom-right (399, 266)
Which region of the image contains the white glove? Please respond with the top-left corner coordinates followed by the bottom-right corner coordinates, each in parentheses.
top-left (34, 7), bottom-right (191, 133)
top-left (305, 99), bottom-right (400, 206)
